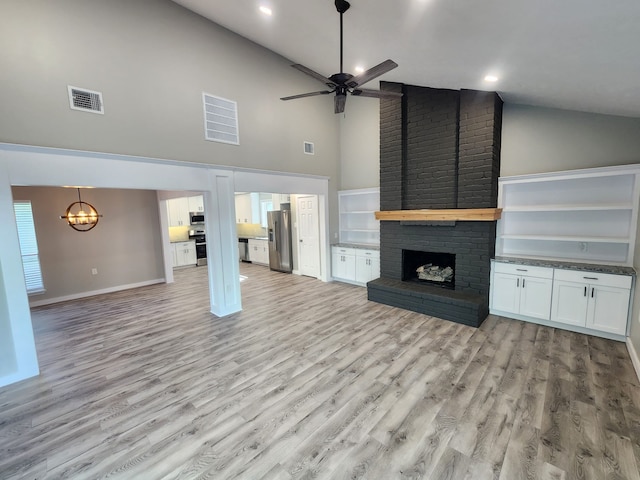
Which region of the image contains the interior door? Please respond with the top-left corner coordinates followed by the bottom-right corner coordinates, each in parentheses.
top-left (296, 195), bottom-right (320, 278)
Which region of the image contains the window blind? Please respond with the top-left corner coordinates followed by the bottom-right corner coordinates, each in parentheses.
top-left (13, 201), bottom-right (45, 294)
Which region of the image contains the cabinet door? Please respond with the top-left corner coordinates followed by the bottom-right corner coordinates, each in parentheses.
top-left (587, 285), bottom-right (630, 335)
top-left (184, 242), bottom-right (197, 265)
top-left (332, 251), bottom-right (355, 280)
top-left (551, 280), bottom-right (588, 327)
top-left (491, 272), bottom-right (520, 314)
top-left (171, 244), bottom-right (178, 267)
top-left (188, 195), bottom-right (204, 212)
top-left (519, 276), bottom-right (553, 320)
top-left (167, 198), bottom-right (190, 227)
top-left (355, 255), bottom-right (380, 284)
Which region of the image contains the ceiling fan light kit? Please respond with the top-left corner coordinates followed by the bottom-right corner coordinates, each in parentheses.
top-left (281, 0), bottom-right (401, 114)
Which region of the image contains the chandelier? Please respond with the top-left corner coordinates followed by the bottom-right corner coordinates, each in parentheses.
top-left (60, 188), bottom-right (102, 232)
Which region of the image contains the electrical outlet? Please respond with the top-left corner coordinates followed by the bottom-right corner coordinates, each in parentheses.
top-left (91, 268), bottom-right (98, 275)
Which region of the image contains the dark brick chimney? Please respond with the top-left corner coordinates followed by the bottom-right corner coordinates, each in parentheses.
top-left (368, 83), bottom-right (503, 327)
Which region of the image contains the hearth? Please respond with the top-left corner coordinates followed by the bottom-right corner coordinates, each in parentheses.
top-left (402, 250), bottom-right (455, 290)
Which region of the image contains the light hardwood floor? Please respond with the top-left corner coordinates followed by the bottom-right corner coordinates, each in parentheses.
top-left (1, 263), bottom-right (639, 479)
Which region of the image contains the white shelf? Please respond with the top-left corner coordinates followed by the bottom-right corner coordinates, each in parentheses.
top-left (497, 165), bottom-right (640, 266)
top-left (503, 203), bottom-right (633, 212)
top-left (500, 234), bottom-right (629, 243)
top-left (338, 188), bottom-right (380, 246)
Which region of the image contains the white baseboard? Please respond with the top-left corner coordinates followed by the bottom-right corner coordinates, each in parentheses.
top-left (29, 278), bottom-right (166, 307)
top-left (627, 337), bottom-right (640, 383)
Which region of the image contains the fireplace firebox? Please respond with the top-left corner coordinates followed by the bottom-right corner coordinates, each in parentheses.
top-left (402, 250), bottom-right (455, 290)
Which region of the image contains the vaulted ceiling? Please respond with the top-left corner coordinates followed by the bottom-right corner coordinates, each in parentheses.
top-left (172, 0), bottom-right (640, 118)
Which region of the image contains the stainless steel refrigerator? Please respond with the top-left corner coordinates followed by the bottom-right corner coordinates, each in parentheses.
top-left (267, 209), bottom-right (293, 273)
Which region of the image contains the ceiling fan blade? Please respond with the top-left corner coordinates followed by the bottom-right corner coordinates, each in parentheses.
top-left (346, 59), bottom-right (398, 88)
top-left (281, 90), bottom-right (333, 101)
top-left (351, 88), bottom-right (403, 99)
top-left (291, 64), bottom-right (337, 88)
top-left (334, 94), bottom-right (347, 114)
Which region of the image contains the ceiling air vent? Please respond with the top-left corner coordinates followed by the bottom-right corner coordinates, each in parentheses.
top-left (203, 93), bottom-right (239, 145)
top-left (68, 86), bottom-right (104, 114)
top-left (303, 141), bottom-right (315, 155)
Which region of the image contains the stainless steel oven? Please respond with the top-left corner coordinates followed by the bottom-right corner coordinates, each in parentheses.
top-left (189, 229), bottom-right (207, 266)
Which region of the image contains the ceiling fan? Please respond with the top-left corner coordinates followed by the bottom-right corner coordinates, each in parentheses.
top-left (281, 0), bottom-right (402, 114)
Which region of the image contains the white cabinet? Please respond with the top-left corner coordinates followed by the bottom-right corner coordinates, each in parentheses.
top-left (355, 249), bottom-right (380, 284)
top-left (167, 197), bottom-right (190, 227)
top-left (497, 165), bottom-right (640, 265)
top-left (235, 193), bottom-right (260, 224)
top-left (172, 241), bottom-right (196, 267)
top-left (332, 246), bottom-right (379, 286)
top-left (188, 195), bottom-right (204, 212)
top-left (491, 260), bottom-right (634, 339)
top-left (332, 247), bottom-right (356, 281)
top-left (551, 269), bottom-right (632, 336)
top-left (491, 263), bottom-right (553, 320)
top-left (248, 239), bottom-right (269, 265)
top-left (339, 188), bottom-right (380, 245)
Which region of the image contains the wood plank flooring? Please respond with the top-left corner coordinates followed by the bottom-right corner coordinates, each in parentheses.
top-left (1, 263), bottom-right (639, 479)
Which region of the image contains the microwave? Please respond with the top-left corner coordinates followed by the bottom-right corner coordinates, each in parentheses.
top-left (189, 212), bottom-right (205, 225)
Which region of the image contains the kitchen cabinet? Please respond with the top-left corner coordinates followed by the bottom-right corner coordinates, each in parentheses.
top-left (332, 246), bottom-right (379, 286)
top-left (172, 241), bottom-right (196, 267)
top-left (167, 197), bottom-right (190, 227)
top-left (551, 269), bottom-right (631, 336)
top-left (248, 238), bottom-right (269, 265)
top-left (235, 193), bottom-right (260, 224)
top-left (188, 195), bottom-right (204, 212)
top-left (491, 262), bottom-right (553, 320)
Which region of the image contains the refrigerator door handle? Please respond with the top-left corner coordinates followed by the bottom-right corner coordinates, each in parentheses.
top-left (274, 220), bottom-right (278, 251)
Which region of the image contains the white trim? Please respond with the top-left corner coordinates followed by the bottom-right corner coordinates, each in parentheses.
top-left (627, 337), bottom-right (640, 383)
top-left (28, 279), bottom-right (166, 307)
top-left (499, 163), bottom-right (640, 183)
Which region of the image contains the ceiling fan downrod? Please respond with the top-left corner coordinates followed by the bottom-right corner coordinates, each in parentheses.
top-left (335, 0), bottom-right (350, 74)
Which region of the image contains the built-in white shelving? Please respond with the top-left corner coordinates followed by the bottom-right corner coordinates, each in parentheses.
top-left (338, 188), bottom-right (380, 245)
top-left (496, 165), bottom-right (640, 266)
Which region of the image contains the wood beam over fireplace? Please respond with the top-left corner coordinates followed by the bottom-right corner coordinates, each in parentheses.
top-left (374, 208), bottom-right (502, 222)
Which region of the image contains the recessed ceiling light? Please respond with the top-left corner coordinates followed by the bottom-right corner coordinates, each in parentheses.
top-left (259, 5), bottom-right (272, 16)
top-left (484, 75), bottom-right (499, 82)
top-left (354, 66), bottom-right (365, 74)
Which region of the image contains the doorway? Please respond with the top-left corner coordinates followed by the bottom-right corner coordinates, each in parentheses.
top-left (296, 195), bottom-right (320, 278)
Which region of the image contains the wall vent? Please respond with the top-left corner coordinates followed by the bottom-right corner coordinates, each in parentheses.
top-left (203, 93), bottom-right (239, 145)
top-left (68, 86), bottom-right (104, 114)
top-left (303, 141), bottom-right (315, 155)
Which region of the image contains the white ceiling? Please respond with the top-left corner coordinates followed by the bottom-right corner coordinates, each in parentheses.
top-left (172, 0), bottom-right (640, 118)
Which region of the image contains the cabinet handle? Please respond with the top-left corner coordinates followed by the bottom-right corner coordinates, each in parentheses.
top-left (583, 276), bottom-right (598, 280)
top-left (584, 286), bottom-right (587, 296)
top-left (522, 278), bottom-right (525, 288)
top-left (516, 268), bottom-right (528, 272)
top-left (517, 278), bottom-right (520, 287)
top-left (591, 287), bottom-right (594, 298)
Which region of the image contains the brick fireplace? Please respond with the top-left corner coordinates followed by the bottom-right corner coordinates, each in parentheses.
top-left (367, 83), bottom-right (503, 327)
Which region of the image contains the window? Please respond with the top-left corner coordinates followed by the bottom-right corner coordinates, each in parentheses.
top-left (260, 200), bottom-right (273, 228)
top-left (13, 201), bottom-right (45, 294)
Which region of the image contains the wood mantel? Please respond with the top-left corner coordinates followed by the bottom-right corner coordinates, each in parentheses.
top-left (374, 208), bottom-right (502, 222)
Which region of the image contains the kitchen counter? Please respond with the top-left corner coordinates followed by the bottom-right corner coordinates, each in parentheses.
top-left (332, 243), bottom-right (380, 251)
top-left (494, 256), bottom-right (636, 276)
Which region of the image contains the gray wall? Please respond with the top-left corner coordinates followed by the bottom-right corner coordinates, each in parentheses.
top-left (12, 187), bottom-right (165, 304)
top-left (501, 104), bottom-right (640, 176)
top-left (339, 100), bottom-right (380, 190)
top-left (0, 0), bottom-right (340, 178)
